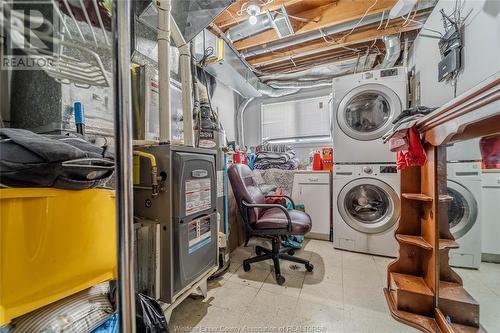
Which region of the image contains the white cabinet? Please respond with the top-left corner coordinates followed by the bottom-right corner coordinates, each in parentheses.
top-left (291, 172), bottom-right (331, 240)
top-left (482, 171), bottom-right (500, 260)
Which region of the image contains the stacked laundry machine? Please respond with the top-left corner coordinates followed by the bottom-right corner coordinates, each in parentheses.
top-left (332, 67), bottom-right (407, 257)
top-left (446, 140), bottom-right (483, 269)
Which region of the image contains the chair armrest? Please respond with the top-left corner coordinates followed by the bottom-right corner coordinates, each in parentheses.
top-left (265, 194), bottom-right (296, 209)
top-left (242, 200), bottom-right (292, 232)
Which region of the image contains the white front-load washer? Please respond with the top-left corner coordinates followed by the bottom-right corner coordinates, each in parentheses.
top-left (447, 138), bottom-right (482, 162)
top-left (332, 67), bottom-right (407, 163)
top-left (333, 164), bottom-right (400, 257)
top-left (447, 162), bottom-right (482, 269)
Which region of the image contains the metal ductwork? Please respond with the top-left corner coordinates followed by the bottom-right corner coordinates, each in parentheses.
top-left (265, 80), bottom-right (332, 89)
top-left (241, 0), bottom-right (437, 58)
top-left (226, 14), bottom-right (273, 42)
top-left (256, 83), bottom-right (300, 97)
top-left (201, 25), bottom-right (303, 98)
top-left (226, 5), bottom-right (294, 43)
top-left (138, 0), bottom-right (233, 43)
top-left (379, 34), bottom-right (401, 68)
top-left (260, 55), bottom-right (376, 82)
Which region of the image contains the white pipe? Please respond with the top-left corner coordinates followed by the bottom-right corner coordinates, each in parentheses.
top-left (236, 98), bottom-right (254, 147)
top-left (113, 0), bottom-right (136, 330)
top-left (170, 17), bottom-right (195, 147)
top-left (157, 0), bottom-right (171, 143)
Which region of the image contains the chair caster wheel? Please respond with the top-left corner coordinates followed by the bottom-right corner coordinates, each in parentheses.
top-left (243, 262), bottom-right (251, 272)
top-left (305, 263), bottom-right (314, 272)
top-left (276, 275), bottom-right (285, 285)
top-left (287, 249), bottom-right (295, 255)
top-left (256, 248), bottom-right (263, 255)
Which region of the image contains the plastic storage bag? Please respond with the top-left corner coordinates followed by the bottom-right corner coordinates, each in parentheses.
top-left (136, 294), bottom-right (169, 333)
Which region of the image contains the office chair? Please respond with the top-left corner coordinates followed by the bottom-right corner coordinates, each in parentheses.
top-left (228, 163), bottom-right (314, 285)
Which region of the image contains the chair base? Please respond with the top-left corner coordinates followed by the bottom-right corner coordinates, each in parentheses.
top-left (242, 237), bottom-right (313, 285)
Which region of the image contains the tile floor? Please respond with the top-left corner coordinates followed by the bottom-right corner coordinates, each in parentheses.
top-left (170, 239), bottom-right (500, 333)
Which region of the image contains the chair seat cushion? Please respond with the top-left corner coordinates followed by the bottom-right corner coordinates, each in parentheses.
top-left (255, 208), bottom-right (312, 234)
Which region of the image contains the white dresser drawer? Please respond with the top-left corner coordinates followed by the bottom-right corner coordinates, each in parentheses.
top-left (293, 172), bottom-right (330, 184)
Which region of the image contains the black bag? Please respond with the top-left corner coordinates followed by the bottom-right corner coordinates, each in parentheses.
top-left (136, 293), bottom-right (169, 333)
top-left (0, 128), bottom-right (114, 189)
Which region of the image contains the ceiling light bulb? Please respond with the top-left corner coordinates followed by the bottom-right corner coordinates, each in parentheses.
top-left (249, 15), bottom-right (258, 25)
top-left (246, 3), bottom-right (261, 17)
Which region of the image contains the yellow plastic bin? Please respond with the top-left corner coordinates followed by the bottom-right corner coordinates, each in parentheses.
top-left (0, 188), bottom-right (117, 325)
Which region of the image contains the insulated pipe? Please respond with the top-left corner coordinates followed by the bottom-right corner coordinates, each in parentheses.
top-left (379, 34), bottom-right (401, 68)
top-left (170, 17), bottom-right (195, 147)
top-left (236, 97), bottom-right (254, 147)
top-left (265, 79), bottom-right (333, 89)
top-left (242, 13), bottom-right (385, 58)
top-left (157, 0), bottom-right (172, 143)
top-left (112, 0), bottom-right (136, 331)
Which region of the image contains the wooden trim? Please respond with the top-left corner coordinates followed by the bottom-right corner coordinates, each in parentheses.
top-left (416, 73), bottom-right (500, 146)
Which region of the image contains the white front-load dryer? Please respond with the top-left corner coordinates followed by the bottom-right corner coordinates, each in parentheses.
top-left (447, 162), bottom-right (482, 269)
top-left (332, 67), bottom-right (407, 163)
top-left (333, 164), bottom-right (400, 257)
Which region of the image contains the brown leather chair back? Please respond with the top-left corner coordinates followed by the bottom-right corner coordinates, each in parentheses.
top-left (228, 163), bottom-right (265, 224)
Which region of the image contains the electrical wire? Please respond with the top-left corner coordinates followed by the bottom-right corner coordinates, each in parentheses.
top-left (377, 10), bottom-right (385, 30)
top-left (320, 29), bottom-right (364, 53)
top-left (339, 0), bottom-right (378, 43)
top-left (198, 46), bottom-right (214, 67)
top-left (402, 8), bottom-right (418, 27)
top-left (384, 16), bottom-right (391, 30)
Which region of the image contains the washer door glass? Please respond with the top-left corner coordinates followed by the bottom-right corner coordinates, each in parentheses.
top-left (337, 84), bottom-right (401, 141)
top-left (338, 178), bottom-right (400, 234)
top-left (447, 180), bottom-right (477, 239)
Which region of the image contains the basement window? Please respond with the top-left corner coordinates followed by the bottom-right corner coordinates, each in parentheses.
top-left (261, 95), bottom-right (332, 143)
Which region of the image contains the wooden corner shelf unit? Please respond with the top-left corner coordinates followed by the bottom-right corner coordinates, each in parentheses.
top-left (385, 73), bottom-right (500, 333)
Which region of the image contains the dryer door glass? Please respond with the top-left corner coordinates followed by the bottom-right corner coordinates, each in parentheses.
top-left (345, 93), bottom-right (390, 133)
top-left (338, 178), bottom-right (400, 234)
top-left (337, 84), bottom-right (401, 141)
top-left (447, 180), bottom-right (477, 239)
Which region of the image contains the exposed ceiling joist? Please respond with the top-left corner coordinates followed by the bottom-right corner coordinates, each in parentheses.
top-left (248, 16), bottom-right (427, 67)
top-left (211, 0), bottom-right (436, 77)
top-left (214, 0), bottom-right (303, 30)
top-left (259, 47), bottom-right (380, 73)
top-left (233, 0), bottom-right (398, 50)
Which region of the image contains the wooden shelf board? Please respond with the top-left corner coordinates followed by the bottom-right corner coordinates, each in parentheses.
top-left (439, 195), bottom-right (454, 202)
top-left (391, 273), bottom-right (434, 296)
top-left (401, 194), bottom-right (453, 202)
top-left (396, 234), bottom-right (432, 250)
top-left (439, 239), bottom-right (460, 250)
top-left (384, 288), bottom-right (440, 333)
top-left (402, 193), bottom-right (433, 201)
top-left (439, 281), bottom-right (479, 306)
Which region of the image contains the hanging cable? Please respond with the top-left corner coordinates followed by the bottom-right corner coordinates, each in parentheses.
top-left (339, 0), bottom-right (378, 42)
top-left (377, 10), bottom-right (385, 30)
top-left (384, 15), bottom-right (391, 29)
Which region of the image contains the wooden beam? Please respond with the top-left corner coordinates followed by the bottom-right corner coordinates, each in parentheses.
top-left (249, 21), bottom-right (422, 67)
top-left (233, 0), bottom-right (398, 50)
top-left (214, 0), bottom-right (337, 30)
top-left (258, 45), bottom-right (376, 73)
top-left (213, 0), bottom-right (303, 30)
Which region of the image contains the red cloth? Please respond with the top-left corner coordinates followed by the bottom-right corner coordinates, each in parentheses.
top-left (480, 135), bottom-right (500, 169)
top-left (396, 127), bottom-right (427, 170)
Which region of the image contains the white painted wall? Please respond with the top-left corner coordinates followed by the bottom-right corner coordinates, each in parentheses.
top-left (212, 80), bottom-right (241, 142)
top-left (242, 87), bottom-right (333, 162)
top-left (410, 0), bottom-right (500, 107)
